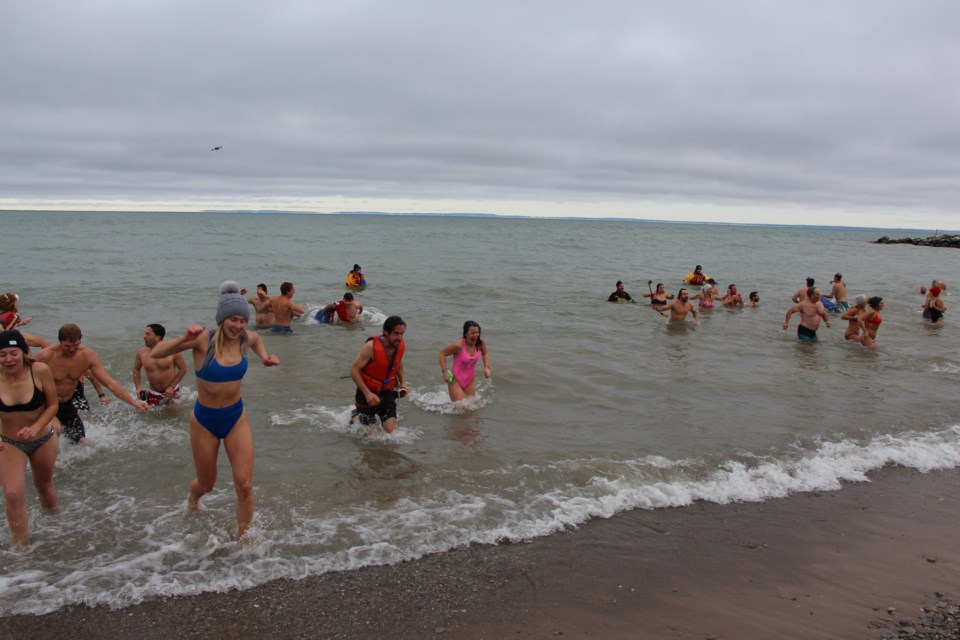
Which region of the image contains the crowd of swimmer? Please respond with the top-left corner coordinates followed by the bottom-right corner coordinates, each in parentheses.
top-left (0, 266), bottom-right (492, 546)
top-left (607, 265), bottom-right (949, 346)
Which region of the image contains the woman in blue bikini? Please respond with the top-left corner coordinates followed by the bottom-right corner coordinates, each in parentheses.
top-left (152, 282), bottom-right (279, 542)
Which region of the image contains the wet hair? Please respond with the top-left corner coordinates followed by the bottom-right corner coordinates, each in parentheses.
top-left (868, 296), bottom-right (883, 309)
top-left (257, 283), bottom-right (268, 293)
top-left (728, 283), bottom-right (736, 291)
top-left (655, 282), bottom-right (664, 291)
top-left (806, 286), bottom-right (817, 300)
top-left (678, 288), bottom-right (688, 297)
top-left (147, 323), bottom-right (166, 339)
top-left (0, 293), bottom-right (17, 313)
top-left (343, 292), bottom-right (354, 301)
top-left (58, 323), bottom-right (82, 342)
top-left (462, 319), bottom-right (483, 342)
top-left (280, 282), bottom-right (293, 295)
top-left (749, 291), bottom-right (759, 301)
top-left (806, 277), bottom-right (815, 287)
top-left (383, 315), bottom-right (406, 334)
top-left (834, 273), bottom-right (842, 281)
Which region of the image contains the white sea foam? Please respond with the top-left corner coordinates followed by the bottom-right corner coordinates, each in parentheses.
top-left (3, 425), bottom-right (958, 616)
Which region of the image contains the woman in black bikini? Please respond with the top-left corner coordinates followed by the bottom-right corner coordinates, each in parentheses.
top-left (0, 330), bottom-right (60, 546)
top-left (643, 282), bottom-right (674, 308)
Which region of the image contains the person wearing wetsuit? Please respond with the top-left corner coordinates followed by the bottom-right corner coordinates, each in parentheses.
top-left (438, 321), bottom-right (492, 402)
top-left (0, 330), bottom-right (60, 546)
top-left (607, 281), bottom-right (634, 303)
top-left (150, 281), bottom-right (279, 543)
top-left (350, 316), bottom-right (408, 434)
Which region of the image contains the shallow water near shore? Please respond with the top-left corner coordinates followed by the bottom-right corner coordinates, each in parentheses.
top-left (1, 210), bottom-right (959, 615)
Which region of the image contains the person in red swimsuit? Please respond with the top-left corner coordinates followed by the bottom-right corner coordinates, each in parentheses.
top-left (858, 296), bottom-right (884, 348)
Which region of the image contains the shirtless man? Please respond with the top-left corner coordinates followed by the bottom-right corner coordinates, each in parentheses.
top-left (783, 287), bottom-right (831, 342)
top-left (660, 289), bottom-right (699, 325)
top-left (791, 277), bottom-right (816, 304)
top-left (827, 273), bottom-right (848, 310)
top-left (35, 324), bottom-right (147, 442)
top-left (722, 284), bottom-right (744, 307)
top-left (133, 324), bottom-right (187, 405)
top-left (247, 284), bottom-right (274, 329)
top-left (317, 292), bottom-right (364, 324)
top-left (269, 282), bottom-right (305, 333)
top-left (840, 294), bottom-right (868, 341)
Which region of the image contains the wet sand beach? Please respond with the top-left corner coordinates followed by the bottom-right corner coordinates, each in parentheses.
top-left (3, 466), bottom-right (958, 639)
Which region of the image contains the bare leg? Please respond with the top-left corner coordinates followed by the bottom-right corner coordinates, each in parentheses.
top-left (222, 414), bottom-right (255, 543)
top-left (188, 414), bottom-right (221, 511)
top-left (29, 430), bottom-right (59, 511)
top-left (0, 445), bottom-right (30, 546)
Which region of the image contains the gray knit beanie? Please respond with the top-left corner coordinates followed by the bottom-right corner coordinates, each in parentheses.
top-left (216, 281), bottom-right (250, 325)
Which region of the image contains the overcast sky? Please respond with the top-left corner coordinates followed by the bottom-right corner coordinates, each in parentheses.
top-left (2, 1), bottom-right (958, 229)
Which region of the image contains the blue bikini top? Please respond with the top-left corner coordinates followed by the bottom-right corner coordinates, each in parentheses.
top-left (195, 331), bottom-right (248, 383)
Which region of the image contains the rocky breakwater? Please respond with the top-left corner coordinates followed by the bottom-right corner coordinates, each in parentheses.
top-left (874, 234), bottom-right (960, 248)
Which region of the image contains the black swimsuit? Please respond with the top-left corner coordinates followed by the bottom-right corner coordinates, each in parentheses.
top-left (0, 366), bottom-right (55, 456)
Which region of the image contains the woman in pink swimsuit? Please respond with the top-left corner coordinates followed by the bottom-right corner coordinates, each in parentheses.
top-left (437, 321), bottom-right (491, 401)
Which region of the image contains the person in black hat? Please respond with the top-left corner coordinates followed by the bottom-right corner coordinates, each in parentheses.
top-left (607, 280), bottom-right (635, 303)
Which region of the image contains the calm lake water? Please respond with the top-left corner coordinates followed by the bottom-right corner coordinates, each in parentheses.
top-left (1, 210), bottom-right (958, 615)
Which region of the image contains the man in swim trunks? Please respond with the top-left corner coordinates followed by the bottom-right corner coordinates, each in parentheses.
top-left (747, 291), bottom-right (760, 307)
top-left (783, 287), bottom-right (831, 341)
top-left (791, 277), bottom-right (816, 304)
top-left (269, 282), bottom-right (304, 333)
top-left (133, 324), bottom-right (187, 405)
top-left (35, 324), bottom-right (147, 442)
top-left (660, 289), bottom-right (699, 325)
top-left (350, 315), bottom-right (408, 435)
top-left (827, 273), bottom-right (848, 310)
top-left (721, 284), bottom-right (743, 307)
top-left (607, 281), bottom-right (635, 303)
top-left (246, 284), bottom-right (274, 329)
top-left (317, 292), bottom-right (364, 324)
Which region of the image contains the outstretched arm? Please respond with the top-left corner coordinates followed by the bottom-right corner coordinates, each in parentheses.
top-left (247, 331), bottom-right (280, 367)
top-left (151, 324), bottom-right (205, 358)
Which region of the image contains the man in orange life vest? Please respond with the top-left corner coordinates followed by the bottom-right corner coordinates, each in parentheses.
top-left (350, 316), bottom-right (408, 434)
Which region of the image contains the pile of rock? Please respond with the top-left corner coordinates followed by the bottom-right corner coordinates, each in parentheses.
top-left (874, 234), bottom-right (960, 248)
top-left (871, 594), bottom-right (960, 639)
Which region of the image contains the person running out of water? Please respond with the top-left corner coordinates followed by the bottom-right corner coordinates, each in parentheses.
top-left (438, 321), bottom-right (491, 402)
top-left (923, 286), bottom-right (947, 325)
top-left (683, 265), bottom-right (710, 286)
top-left (827, 273), bottom-right (848, 310)
top-left (133, 324), bottom-right (187, 406)
top-left (722, 284), bottom-right (744, 307)
top-left (346, 264), bottom-right (366, 287)
top-left (747, 291), bottom-right (760, 307)
top-left (783, 287), bottom-right (831, 342)
top-left (660, 289), bottom-right (699, 325)
top-left (791, 277), bottom-right (816, 304)
top-left (268, 282), bottom-right (304, 333)
top-left (316, 292), bottom-right (364, 324)
top-left (150, 281), bottom-right (279, 543)
top-left (643, 283), bottom-right (674, 307)
top-left (350, 316), bottom-right (408, 435)
top-left (0, 330), bottom-right (60, 546)
top-left (34, 324), bottom-right (147, 443)
top-left (858, 296), bottom-right (884, 348)
top-left (841, 294), bottom-right (868, 341)
top-left (246, 284), bottom-right (274, 329)
top-left (607, 281), bottom-right (635, 303)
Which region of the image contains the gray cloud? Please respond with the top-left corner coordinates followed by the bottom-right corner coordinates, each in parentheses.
top-left (2, 1), bottom-right (959, 225)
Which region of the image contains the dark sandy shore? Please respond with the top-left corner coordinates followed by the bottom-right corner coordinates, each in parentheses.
top-left (3, 466), bottom-right (958, 639)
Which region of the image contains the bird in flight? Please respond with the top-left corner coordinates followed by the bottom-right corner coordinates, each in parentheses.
top-left (211, 146), bottom-right (223, 151)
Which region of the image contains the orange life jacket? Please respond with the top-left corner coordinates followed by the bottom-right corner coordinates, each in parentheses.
top-left (360, 336), bottom-right (405, 393)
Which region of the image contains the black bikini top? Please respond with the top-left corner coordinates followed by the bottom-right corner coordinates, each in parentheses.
top-left (0, 366), bottom-right (45, 413)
